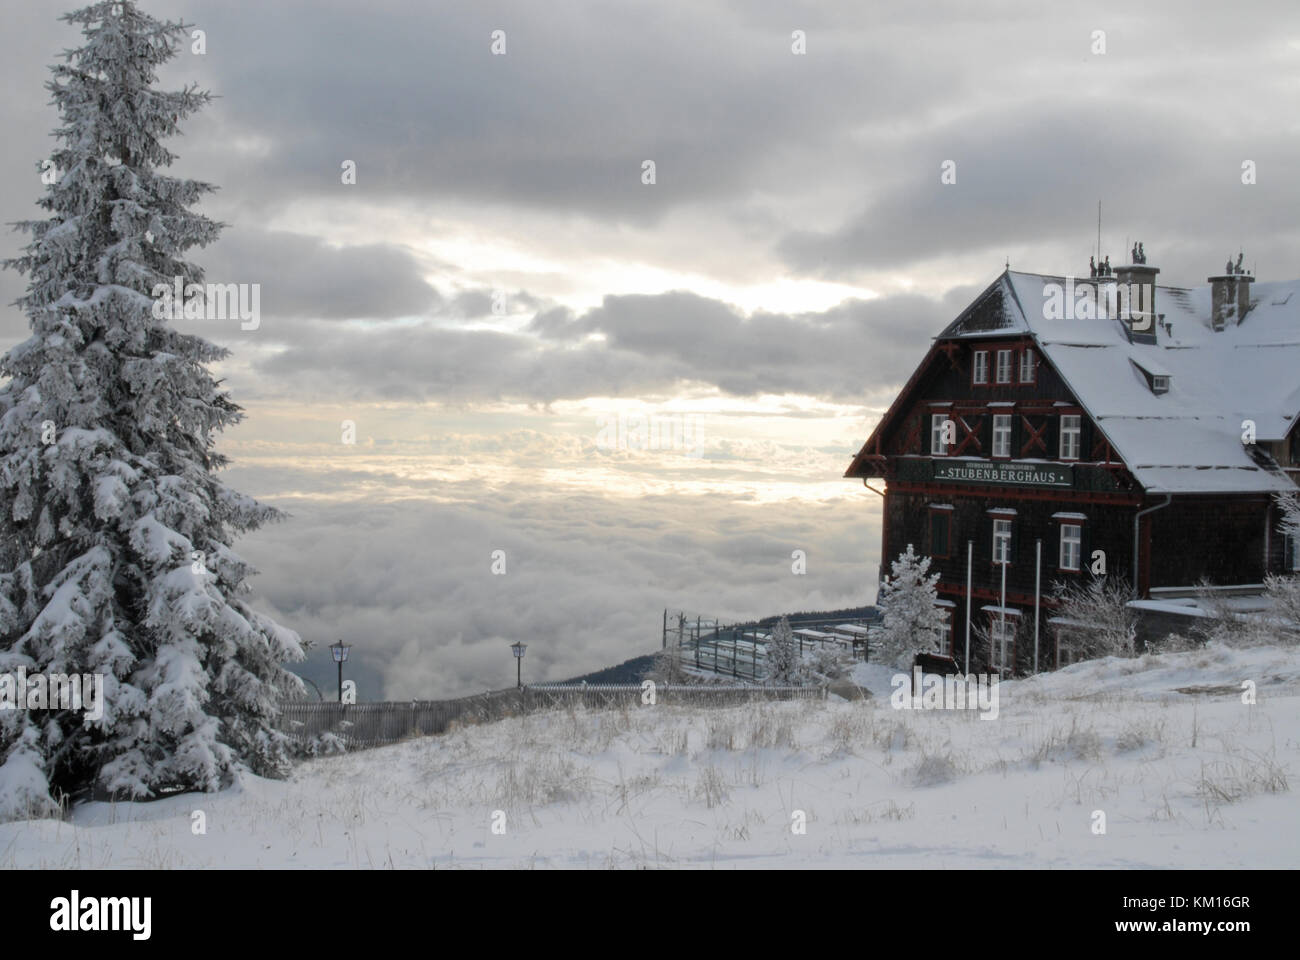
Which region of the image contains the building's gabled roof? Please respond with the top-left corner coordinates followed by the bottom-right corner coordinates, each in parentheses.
top-left (849, 268), bottom-right (1300, 495)
top-left (966, 270), bottom-right (1300, 493)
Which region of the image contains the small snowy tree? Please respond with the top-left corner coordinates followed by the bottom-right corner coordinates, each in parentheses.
top-left (0, 2), bottom-right (304, 821)
top-left (1192, 576), bottom-right (1297, 649)
top-left (1049, 575), bottom-right (1137, 660)
top-left (1264, 493), bottom-right (1300, 645)
top-left (1263, 574), bottom-right (1300, 645)
top-left (871, 544), bottom-right (946, 669)
top-left (764, 617), bottom-right (804, 685)
top-left (1275, 491), bottom-right (1300, 543)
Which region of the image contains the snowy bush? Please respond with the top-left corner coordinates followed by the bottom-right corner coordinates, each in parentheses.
top-left (1146, 632), bottom-right (1200, 655)
top-left (871, 544), bottom-right (946, 669)
top-left (1262, 574), bottom-right (1300, 646)
top-left (807, 645), bottom-right (851, 681)
top-left (1191, 576), bottom-right (1300, 649)
top-left (1048, 575), bottom-right (1137, 661)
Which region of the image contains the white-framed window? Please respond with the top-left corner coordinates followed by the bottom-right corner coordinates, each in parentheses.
top-left (1285, 533), bottom-right (1300, 573)
top-left (1151, 375), bottom-right (1170, 395)
top-left (1019, 348), bottom-right (1035, 383)
top-left (1060, 523), bottom-right (1082, 571)
top-left (973, 350), bottom-right (989, 385)
top-left (931, 414), bottom-right (951, 456)
top-left (1059, 414), bottom-right (1081, 461)
top-left (992, 518), bottom-right (1012, 565)
top-left (936, 610), bottom-right (953, 657)
top-left (995, 349), bottom-right (1012, 384)
top-left (992, 414), bottom-right (1012, 458)
top-left (1057, 631), bottom-right (1080, 668)
top-left (991, 617), bottom-right (1016, 677)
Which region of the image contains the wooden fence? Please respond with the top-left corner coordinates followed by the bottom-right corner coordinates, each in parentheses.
top-left (279, 683), bottom-right (825, 750)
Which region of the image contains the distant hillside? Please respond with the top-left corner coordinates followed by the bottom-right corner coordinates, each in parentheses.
top-left (754, 605), bottom-right (879, 628)
top-left (556, 653), bottom-right (660, 686)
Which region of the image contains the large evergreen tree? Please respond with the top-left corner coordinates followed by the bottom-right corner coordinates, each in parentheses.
top-left (0, 1), bottom-right (304, 821)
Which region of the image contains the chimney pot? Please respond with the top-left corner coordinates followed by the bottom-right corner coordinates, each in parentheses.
top-left (1208, 265), bottom-right (1254, 330)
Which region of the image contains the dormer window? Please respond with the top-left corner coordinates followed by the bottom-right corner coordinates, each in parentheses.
top-left (1131, 358), bottom-right (1171, 396)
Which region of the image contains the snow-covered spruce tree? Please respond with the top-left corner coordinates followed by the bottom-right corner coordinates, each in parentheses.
top-left (764, 616), bottom-right (804, 685)
top-left (871, 544), bottom-right (946, 669)
top-left (0, 1), bottom-right (304, 820)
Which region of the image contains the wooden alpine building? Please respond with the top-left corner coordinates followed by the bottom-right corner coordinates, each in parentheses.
top-left (845, 252), bottom-right (1300, 674)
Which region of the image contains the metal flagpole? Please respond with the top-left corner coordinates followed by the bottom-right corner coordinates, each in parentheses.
top-left (1034, 539), bottom-right (1042, 675)
top-left (964, 540), bottom-right (972, 674)
top-left (999, 536), bottom-right (1008, 677)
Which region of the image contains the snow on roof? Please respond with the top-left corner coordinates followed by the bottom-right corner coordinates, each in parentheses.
top-left (941, 270), bottom-right (1300, 494)
top-left (980, 604), bottom-right (1022, 616)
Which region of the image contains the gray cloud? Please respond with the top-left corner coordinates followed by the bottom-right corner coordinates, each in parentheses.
top-left (240, 287), bottom-right (964, 406)
top-left (197, 228), bottom-right (441, 320)
top-left (777, 101), bottom-right (1300, 282)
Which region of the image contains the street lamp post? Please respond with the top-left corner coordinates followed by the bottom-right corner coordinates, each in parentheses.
top-left (510, 641), bottom-right (527, 689)
top-left (330, 640), bottom-right (351, 703)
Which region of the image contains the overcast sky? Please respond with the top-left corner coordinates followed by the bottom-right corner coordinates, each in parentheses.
top-left (3, 0), bottom-right (1298, 697)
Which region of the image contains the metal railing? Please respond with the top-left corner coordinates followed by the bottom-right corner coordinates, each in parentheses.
top-left (668, 611), bottom-right (880, 681)
top-left (525, 683), bottom-right (825, 708)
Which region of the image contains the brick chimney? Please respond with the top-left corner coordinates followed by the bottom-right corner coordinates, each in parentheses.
top-left (1114, 242), bottom-right (1159, 343)
top-left (1208, 255), bottom-right (1254, 330)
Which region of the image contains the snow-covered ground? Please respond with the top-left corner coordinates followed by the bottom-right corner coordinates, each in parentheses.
top-left (3, 642), bottom-right (1297, 868)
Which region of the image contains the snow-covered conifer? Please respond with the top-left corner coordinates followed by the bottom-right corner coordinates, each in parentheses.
top-left (871, 544), bottom-right (946, 669)
top-left (0, 1), bottom-right (304, 821)
top-left (764, 616), bottom-right (804, 685)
